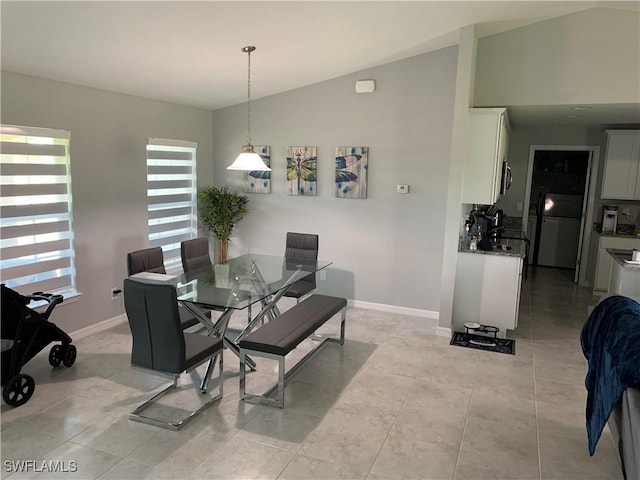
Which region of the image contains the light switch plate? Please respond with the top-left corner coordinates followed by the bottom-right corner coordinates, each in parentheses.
top-left (397, 184), bottom-right (409, 194)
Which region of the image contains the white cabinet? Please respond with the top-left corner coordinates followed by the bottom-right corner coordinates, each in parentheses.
top-left (593, 235), bottom-right (640, 291)
top-left (453, 252), bottom-right (524, 337)
top-left (601, 130), bottom-right (640, 200)
top-left (463, 108), bottom-right (510, 205)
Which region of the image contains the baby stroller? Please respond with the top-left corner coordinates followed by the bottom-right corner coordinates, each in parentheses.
top-left (1, 284), bottom-right (77, 407)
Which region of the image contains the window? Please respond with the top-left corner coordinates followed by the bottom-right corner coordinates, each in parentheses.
top-left (146, 138), bottom-right (198, 271)
top-left (0, 125), bottom-right (77, 296)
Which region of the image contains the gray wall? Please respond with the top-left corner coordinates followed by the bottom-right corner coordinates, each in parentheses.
top-left (474, 7), bottom-right (640, 107)
top-left (1, 71), bottom-right (214, 333)
top-left (211, 47), bottom-right (458, 313)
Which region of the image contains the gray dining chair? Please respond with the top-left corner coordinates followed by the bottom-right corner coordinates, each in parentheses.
top-left (283, 232), bottom-right (319, 303)
top-left (123, 279), bottom-right (223, 430)
top-left (180, 238), bottom-right (212, 278)
top-left (126, 247), bottom-right (201, 330)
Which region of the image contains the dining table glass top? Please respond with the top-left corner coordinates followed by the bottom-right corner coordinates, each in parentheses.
top-left (177, 253), bottom-right (332, 310)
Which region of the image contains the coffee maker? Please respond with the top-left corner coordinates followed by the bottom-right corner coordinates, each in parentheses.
top-left (602, 205), bottom-right (618, 234)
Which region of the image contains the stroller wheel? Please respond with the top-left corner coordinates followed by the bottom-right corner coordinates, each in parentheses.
top-left (2, 374), bottom-right (35, 407)
top-left (49, 345), bottom-right (63, 367)
top-left (62, 345), bottom-right (77, 367)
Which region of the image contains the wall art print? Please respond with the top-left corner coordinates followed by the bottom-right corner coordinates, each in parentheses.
top-left (287, 146), bottom-right (317, 196)
top-left (243, 145), bottom-right (271, 194)
top-left (335, 146), bottom-right (368, 199)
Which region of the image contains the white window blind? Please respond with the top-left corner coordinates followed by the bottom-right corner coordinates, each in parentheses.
top-left (0, 125), bottom-right (77, 296)
top-left (146, 138), bottom-right (197, 270)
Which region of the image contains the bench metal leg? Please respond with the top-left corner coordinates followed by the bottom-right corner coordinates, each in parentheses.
top-left (240, 306), bottom-right (347, 409)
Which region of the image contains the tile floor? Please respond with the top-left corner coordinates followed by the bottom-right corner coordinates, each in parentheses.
top-left (0, 267), bottom-right (623, 479)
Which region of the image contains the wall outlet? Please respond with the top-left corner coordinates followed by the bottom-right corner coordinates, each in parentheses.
top-left (111, 287), bottom-right (122, 300)
top-left (396, 184), bottom-right (409, 194)
top-left (319, 270), bottom-right (327, 281)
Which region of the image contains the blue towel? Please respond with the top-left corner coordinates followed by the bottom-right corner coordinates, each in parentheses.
top-left (581, 295), bottom-right (640, 455)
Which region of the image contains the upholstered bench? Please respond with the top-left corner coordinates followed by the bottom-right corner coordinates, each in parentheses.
top-left (238, 294), bottom-right (347, 407)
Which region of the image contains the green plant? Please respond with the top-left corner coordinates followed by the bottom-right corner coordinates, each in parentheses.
top-left (198, 186), bottom-right (249, 263)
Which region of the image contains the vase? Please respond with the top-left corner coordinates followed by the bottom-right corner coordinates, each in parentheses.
top-left (213, 263), bottom-right (230, 288)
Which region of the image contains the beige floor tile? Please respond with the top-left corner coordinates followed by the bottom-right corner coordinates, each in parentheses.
top-left (279, 454), bottom-right (369, 480)
top-left (468, 384), bottom-right (537, 430)
top-left (97, 458), bottom-right (178, 479)
top-left (539, 431), bottom-right (623, 479)
top-left (386, 404), bottom-right (466, 449)
top-left (455, 417), bottom-right (539, 480)
top-left (69, 414), bottom-right (159, 457)
top-left (5, 442), bottom-right (121, 480)
top-left (370, 434), bottom-right (458, 480)
top-left (194, 435), bottom-right (294, 479)
top-left (534, 358), bottom-right (586, 386)
top-left (534, 378), bottom-right (586, 407)
top-left (236, 407), bottom-right (322, 451)
top-left (405, 377), bottom-right (472, 412)
top-left (0, 265), bottom-right (625, 480)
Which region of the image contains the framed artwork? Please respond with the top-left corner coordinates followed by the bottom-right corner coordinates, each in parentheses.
top-left (335, 146), bottom-right (368, 199)
top-left (287, 146), bottom-right (317, 196)
top-left (243, 145), bottom-right (271, 194)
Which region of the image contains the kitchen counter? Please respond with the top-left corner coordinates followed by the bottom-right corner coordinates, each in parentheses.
top-left (594, 223), bottom-right (639, 238)
top-left (459, 231), bottom-right (528, 259)
top-left (607, 249), bottom-right (640, 269)
top-left (607, 249), bottom-right (640, 301)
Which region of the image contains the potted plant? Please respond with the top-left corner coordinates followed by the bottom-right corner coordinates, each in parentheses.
top-left (198, 186), bottom-right (249, 264)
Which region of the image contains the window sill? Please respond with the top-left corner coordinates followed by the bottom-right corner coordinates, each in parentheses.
top-left (31, 290), bottom-right (82, 313)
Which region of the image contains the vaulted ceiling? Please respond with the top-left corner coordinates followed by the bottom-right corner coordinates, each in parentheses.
top-left (2, 1), bottom-right (638, 127)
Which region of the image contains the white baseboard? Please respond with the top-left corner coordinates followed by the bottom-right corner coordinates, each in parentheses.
top-left (436, 326), bottom-right (452, 337)
top-left (70, 314), bottom-right (127, 341)
top-left (348, 299), bottom-right (439, 320)
top-left (68, 303), bottom-right (450, 341)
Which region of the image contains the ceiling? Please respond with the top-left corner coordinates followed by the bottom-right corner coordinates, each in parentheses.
top-left (2, 1), bottom-right (639, 128)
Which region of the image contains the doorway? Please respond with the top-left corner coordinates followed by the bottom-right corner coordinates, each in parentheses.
top-left (522, 146), bottom-right (600, 286)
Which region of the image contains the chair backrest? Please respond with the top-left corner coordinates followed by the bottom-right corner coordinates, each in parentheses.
top-left (285, 232), bottom-right (319, 261)
top-left (181, 238), bottom-right (212, 274)
top-left (127, 247), bottom-right (166, 276)
top-left (123, 279), bottom-right (185, 373)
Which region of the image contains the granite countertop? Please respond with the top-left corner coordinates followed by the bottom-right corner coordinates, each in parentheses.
top-left (594, 223), bottom-right (640, 238)
top-left (459, 235), bottom-right (528, 259)
top-left (607, 249), bottom-right (640, 269)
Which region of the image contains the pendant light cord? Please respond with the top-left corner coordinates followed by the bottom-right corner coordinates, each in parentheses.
top-left (246, 47), bottom-right (252, 146)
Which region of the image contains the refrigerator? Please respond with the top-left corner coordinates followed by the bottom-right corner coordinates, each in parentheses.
top-left (537, 194), bottom-right (583, 269)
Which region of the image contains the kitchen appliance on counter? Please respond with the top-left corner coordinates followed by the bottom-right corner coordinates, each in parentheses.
top-left (464, 205), bottom-right (504, 249)
top-left (602, 205), bottom-right (619, 234)
top-left (536, 193), bottom-right (583, 269)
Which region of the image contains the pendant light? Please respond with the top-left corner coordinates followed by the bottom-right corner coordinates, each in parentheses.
top-left (227, 46), bottom-right (271, 171)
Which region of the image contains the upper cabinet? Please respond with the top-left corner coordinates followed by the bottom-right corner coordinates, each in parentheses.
top-left (601, 130), bottom-right (640, 200)
top-left (463, 108), bottom-right (510, 205)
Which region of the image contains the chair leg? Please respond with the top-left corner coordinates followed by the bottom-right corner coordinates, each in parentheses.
top-left (129, 352), bottom-right (224, 431)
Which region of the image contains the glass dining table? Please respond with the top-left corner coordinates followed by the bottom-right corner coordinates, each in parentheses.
top-left (176, 254), bottom-right (332, 369)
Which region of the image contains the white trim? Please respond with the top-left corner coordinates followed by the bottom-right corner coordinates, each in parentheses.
top-left (148, 138), bottom-right (197, 149)
top-left (69, 314), bottom-right (127, 341)
top-left (1, 124), bottom-right (70, 139)
top-left (347, 299), bottom-right (439, 320)
top-left (436, 326), bottom-right (452, 337)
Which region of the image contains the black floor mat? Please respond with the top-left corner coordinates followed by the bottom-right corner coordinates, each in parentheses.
top-left (450, 331), bottom-right (515, 355)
